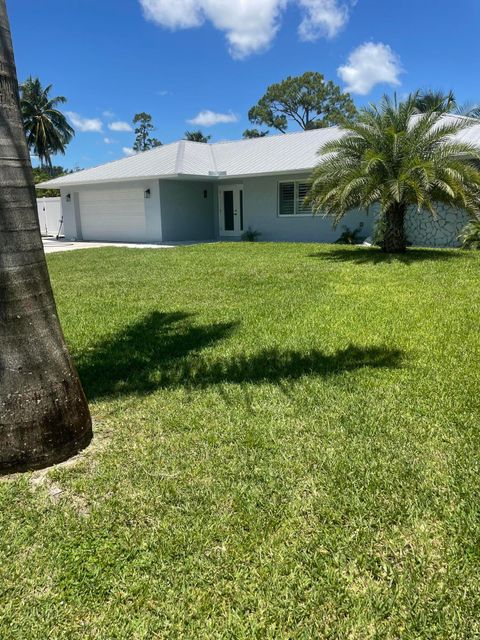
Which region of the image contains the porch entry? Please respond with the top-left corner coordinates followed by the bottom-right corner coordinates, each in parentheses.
top-left (218, 184), bottom-right (244, 237)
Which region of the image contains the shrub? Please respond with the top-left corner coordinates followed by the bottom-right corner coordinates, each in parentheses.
top-left (242, 227), bottom-right (262, 242)
top-left (459, 219), bottom-right (480, 249)
top-left (334, 222), bottom-right (365, 245)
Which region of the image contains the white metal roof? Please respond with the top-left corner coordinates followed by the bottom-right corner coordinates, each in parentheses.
top-left (36, 128), bottom-right (344, 188)
top-left (37, 116), bottom-right (480, 189)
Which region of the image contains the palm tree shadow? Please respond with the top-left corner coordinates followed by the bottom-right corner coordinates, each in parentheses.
top-left (76, 311), bottom-right (237, 399)
top-left (76, 311), bottom-right (405, 400)
top-left (309, 247), bottom-right (465, 265)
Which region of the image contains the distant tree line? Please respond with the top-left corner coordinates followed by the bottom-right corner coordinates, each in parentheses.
top-left (19, 75), bottom-right (480, 171)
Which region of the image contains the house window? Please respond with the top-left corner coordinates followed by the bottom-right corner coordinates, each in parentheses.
top-left (278, 181), bottom-right (312, 216)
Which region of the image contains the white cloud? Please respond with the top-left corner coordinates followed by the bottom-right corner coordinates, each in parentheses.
top-left (187, 110), bottom-right (238, 127)
top-left (139, 0), bottom-right (352, 59)
top-left (103, 137), bottom-right (116, 144)
top-left (109, 121), bottom-right (133, 132)
top-left (140, 0), bottom-right (203, 28)
top-left (338, 42), bottom-right (403, 95)
top-left (123, 147), bottom-right (137, 157)
top-left (298, 0), bottom-right (350, 40)
top-left (103, 110), bottom-right (115, 118)
top-left (66, 112), bottom-right (103, 133)
top-left (156, 90), bottom-right (171, 96)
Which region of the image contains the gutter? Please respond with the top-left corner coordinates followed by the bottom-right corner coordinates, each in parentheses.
top-left (35, 168), bottom-right (315, 190)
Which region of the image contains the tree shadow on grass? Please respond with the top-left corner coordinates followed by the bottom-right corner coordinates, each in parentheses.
top-left (76, 311), bottom-right (236, 400)
top-left (309, 247), bottom-right (466, 265)
top-left (76, 311), bottom-right (404, 400)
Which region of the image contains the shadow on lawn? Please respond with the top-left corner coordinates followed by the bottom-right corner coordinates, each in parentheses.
top-left (309, 247), bottom-right (465, 265)
top-left (77, 311), bottom-right (404, 400)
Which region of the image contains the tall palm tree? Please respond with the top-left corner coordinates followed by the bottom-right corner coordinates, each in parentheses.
top-left (184, 130), bottom-right (211, 143)
top-left (20, 76), bottom-right (74, 171)
top-left (308, 94), bottom-right (480, 253)
top-left (454, 103), bottom-right (480, 120)
top-left (0, 0), bottom-right (92, 473)
top-left (415, 89), bottom-right (480, 121)
top-left (414, 89), bottom-right (457, 113)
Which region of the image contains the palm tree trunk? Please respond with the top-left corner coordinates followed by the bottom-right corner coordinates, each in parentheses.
top-left (0, 0), bottom-right (92, 473)
top-left (383, 203), bottom-right (407, 253)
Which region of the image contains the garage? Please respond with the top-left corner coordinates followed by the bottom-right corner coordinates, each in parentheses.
top-left (79, 188), bottom-right (146, 242)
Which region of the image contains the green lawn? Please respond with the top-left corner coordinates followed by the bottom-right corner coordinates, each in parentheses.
top-left (1, 243), bottom-right (480, 639)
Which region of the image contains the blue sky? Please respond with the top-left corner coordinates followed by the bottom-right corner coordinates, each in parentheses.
top-left (9, 0), bottom-right (480, 170)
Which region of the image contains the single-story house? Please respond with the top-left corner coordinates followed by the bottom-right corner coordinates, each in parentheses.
top-left (38, 118), bottom-right (480, 247)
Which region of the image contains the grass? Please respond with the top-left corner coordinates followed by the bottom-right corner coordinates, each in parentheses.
top-left (1, 242), bottom-right (480, 639)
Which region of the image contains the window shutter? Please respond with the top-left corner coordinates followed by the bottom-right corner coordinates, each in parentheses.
top-left (279, 182), bottom-right (295, 216)
top-left (297, 183), bottom-right (312, 215)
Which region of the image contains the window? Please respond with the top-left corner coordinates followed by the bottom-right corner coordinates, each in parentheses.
top-left (279, 182), bottom-right (295, 216)
top-left (278, 181), bottom-right (312, 216)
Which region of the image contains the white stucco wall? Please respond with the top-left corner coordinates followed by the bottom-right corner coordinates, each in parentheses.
top-left (60, 180), bottom-right (162, 242)
top-left (57, 174), bottom-right (471, 247)
top-left (159, 180), bottom-right (215, 242)
top-left (218, 174), bottom-right (375, 243)
top-left (60, 190), bottom-right (78, 240)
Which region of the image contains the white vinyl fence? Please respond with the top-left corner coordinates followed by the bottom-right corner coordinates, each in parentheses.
top-left (37, 197), bottom-right (63, 237)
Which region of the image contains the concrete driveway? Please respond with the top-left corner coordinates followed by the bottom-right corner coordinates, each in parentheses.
top-left (42, 238), bottom-right (176, 254)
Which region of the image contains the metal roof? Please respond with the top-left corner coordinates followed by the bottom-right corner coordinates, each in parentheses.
top-left (37, 116), bottom-right (480, 188)
top-left (36, 128), bottom-right (343, 188)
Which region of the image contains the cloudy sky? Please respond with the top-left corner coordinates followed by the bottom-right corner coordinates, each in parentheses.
top-left (9, 0), bottom-right (480, 169)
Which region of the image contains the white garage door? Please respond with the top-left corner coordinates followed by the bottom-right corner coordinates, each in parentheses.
top-left (79, 188), bottom-right (146, 242)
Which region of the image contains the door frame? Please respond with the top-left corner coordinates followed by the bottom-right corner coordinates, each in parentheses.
top-left (218, 184), bottom-right (244, 237)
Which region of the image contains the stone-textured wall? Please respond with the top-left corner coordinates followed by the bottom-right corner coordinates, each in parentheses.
top-left (405, 204), bottom-right (469, 248)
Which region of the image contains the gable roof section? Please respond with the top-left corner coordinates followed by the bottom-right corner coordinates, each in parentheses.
top-left (212, 127), bottom-right (342, 176)
top-left (37, 116), bottom-right (480, 189)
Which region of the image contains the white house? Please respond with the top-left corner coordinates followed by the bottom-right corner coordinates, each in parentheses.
top-left (38, 120), bottom-right (480, 247)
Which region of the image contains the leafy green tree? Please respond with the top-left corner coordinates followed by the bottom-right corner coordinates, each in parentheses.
top-left (242, 128), bottom-right (269, 139)
top-left (0, 0), bottom-right (92, 472)
top-left (132, 113), bottom-right (162, 152)
top-left (308, 94), bottom-right (480, 253)
top-left (33, 166), bottom-right (71, 197)
top-left (248, 72), bottom-right (357, 134)
top-left (184, 130), bottom-right (211, 143)
top-left (20, 77), bottom-right (74, 171)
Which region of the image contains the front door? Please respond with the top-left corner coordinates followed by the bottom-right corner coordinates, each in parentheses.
top-left (218, 185), bottom-right (243, 237)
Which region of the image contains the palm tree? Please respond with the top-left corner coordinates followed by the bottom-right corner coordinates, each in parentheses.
top-left (414, 89), bottom-right (456, 113)
top-left (415, 89), bottom-right (480, 121)
top-left (184, 130), bottom-right (211, 143)
top-left (454, 103), bottom-right (480, 120)
top-left (20, 76), bottom-right (74, 171)
top-left (242, 128), bottom-right (269, 139)
top-left (308, 94), bottom-right (480, 253)
top-left (0, 0), bottom-right (92, 473)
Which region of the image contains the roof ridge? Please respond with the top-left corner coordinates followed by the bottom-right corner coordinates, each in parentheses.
top-left (209, 143), bottom-right (218, 174)
top-left (210, 127), bottom-right (340, 146)
top-left (174, 140), bottom-right (186, 174)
